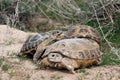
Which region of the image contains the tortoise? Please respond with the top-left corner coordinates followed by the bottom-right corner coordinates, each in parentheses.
top-left (62, 25), bottom-right (102, 45)
top-left (37, 38), bottom-right (103, 73)
top-left (18, 30), bottom-right (64, 57)
top-left (33, 25), bottom-right (102, 63)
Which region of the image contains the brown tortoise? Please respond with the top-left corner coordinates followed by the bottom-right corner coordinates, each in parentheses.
top-left (18, 25), bottom-right (101, 70)
top-left (38, 38), bottom-right (103, 73)
top-left (18, 30), bottom-right (64, 57)
top-left (62, 25), bottom-right (102, 45)
top-left (33, 25), bottom-right (102, 63)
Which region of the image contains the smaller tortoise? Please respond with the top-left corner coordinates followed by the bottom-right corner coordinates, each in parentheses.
top-left (18, 30), bottom-right (63, 57)
top-left (62, 25), bottom-right (101, 45)
top-left (38, 38), bottom-right (103, 73)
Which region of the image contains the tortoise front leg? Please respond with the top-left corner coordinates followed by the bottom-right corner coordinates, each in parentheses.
top-left (33, 49), bottom-right (44, 63)
top-left (61, 58), bottom-right (77, 74)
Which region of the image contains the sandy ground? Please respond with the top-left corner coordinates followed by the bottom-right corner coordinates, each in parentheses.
top-left (0, 25), bottom-right (120, 80)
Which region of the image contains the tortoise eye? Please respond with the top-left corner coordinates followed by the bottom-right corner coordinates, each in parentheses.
top-left (52, 54), bottom-right (55, 57)
top-left (56, 31), bottom-right (59, 33)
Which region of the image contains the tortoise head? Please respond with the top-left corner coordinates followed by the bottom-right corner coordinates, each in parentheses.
top-left (48, 52), bottom-right (63, 63)
top-left (50, 30), bottom-right (64, 40)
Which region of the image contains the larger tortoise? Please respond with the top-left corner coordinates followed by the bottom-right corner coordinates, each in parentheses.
top-left (62, 25), bottom-right (102, 45)
top-left (38, 38), bottom-right (103, 73)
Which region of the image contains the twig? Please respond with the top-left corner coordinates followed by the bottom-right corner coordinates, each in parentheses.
top-left (92, 2), bottom-right (113, 49)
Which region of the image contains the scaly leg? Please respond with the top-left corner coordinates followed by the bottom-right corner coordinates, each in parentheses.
top-left (33, 49), bottom-right (44, 63)
top-left (61, 58), bottom-right (76, 74)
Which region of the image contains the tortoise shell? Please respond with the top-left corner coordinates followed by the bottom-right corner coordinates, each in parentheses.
top-left (39, 38), bottom-right (103, 73)
top-left (42, 38), bottom-right (102, 59)
top-left (33, 36), bottom-right (60, 63)
top-left (62, 25), bottom-right (101, 45)
top-left (19, 30), bottom-right (63, 56)
top-left (19, 33), bottom-right (49, 56)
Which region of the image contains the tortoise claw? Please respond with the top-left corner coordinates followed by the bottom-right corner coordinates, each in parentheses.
top-left (71, 70), bottom-right (76, 74)
top-left (61, 58), bottom-right (76, 74)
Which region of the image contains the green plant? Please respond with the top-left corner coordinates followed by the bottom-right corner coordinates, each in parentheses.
top-left (76, 69), bottom-right (86, 73)
top-left (101, 52), bottom-right (120, 65)
top-left (2, 64), bottom-right (10, 71)
top-left (0, 57), bottom-right (4, 66)
top-left (51, 75), bottom-right (63, 80)
top-left (19, 55), bottom-right (32, 61)
top-left (0, 57), bottom-right (10, 71)
top-left (76, 68), bottom-right (90, 75)
top-left (9, 69), bottom-right (15, 77)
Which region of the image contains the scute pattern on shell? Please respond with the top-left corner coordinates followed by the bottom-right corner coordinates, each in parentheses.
top-left (42, 38), bottom-right (103, 60)
top-left (19, 30), bottom-right (63, 56)
top-left (33, 36), bottom-right (58, 62)
top-left (19, 34), bottom-right (49, 55)
top-left (39, 38), bottom-right (103, 73)
top-left (63, 25), bottom-right (101, 45)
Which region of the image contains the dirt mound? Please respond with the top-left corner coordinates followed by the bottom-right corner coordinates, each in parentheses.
top-left (0, 25), bottom-right (28, 57)
top-left (0, 25), bottom-right (120, 80)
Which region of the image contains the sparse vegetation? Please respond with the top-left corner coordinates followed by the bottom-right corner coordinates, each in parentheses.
top-left (101, 51), bottom-right (120, 65)
top-left (0, 57), bottom-right (10, 71)
top-left (0, 57), bottom-right (4, 66)
top-left (76, 69), bottom-right (86, 73)
top-left (19, 55), bottom-right (33, 61)
top-left (8, 69), bottom-right (15, 77)
top-left (0, 0), bottom-right (120, 66)
top-left (76, 69), bottom-right (89, 75)
top-left (51, 75), bottom-right (63, 80)
top-left (0, 0), bottom-right (120, 80)
top-left (2, 64), bottom-right (10, 71)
